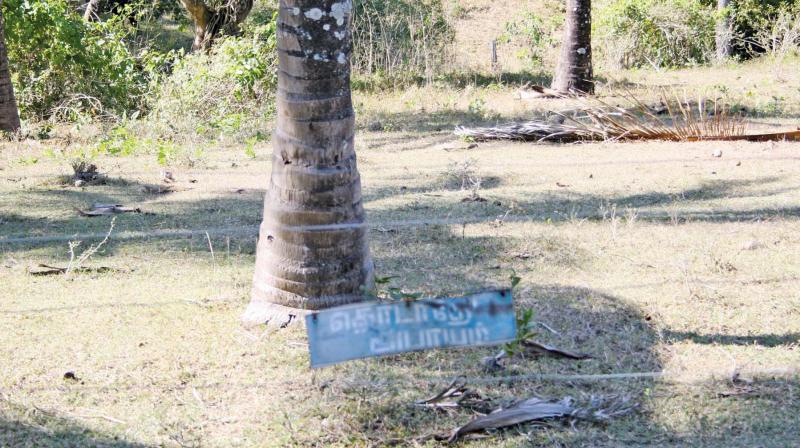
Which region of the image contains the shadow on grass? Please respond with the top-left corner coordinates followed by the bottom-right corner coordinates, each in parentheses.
top-left (323, 282), bottom-right (661, 443)
top-left (352, 71), bottom-right (554, 92)
top-left (359, 109), bottom-right (531, 134)
top-left (2, 173), bottom-right (799, 260)
top-left (664, 330), bottom-right (800, 348)
top-left (0, 400), bottom-right (149, 447)
top-left (4, 187), bottom-right (800, 445)
top-left (320, 227), bottom-right (800, 445)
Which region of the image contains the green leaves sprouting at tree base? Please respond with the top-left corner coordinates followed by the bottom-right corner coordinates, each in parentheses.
top-left (504, 271), bottom-right (537, 358)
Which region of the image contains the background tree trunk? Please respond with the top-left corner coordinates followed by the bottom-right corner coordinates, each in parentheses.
top-left (83, 0), bottom-right (101, 21)
top-left (180, 0), bottom-right (253, 51)
top-left (243, 0), bottom-right (373, 325)
top-left (552, 0), bottom-right (593, 95)
top-left (716, 0), bottom-right (732, 61)
top-left (0, 5), bottom-right (20, 133)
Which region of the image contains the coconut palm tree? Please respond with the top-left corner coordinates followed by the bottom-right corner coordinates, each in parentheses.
top-left (243, 0), bottom-right (373, 325)
top-left (0, 4), bottom-right (20, 132)
top-left (552, 0), bottom-right (593, 95)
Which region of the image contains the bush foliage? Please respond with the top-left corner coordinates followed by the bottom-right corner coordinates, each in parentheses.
top-left (3, 0), bottom-right (147, 121)
top-left (3, 0), bottom-right (798, 137)
top-left (147, 21), bottom-right (278, 141)
top-left (351, 0), bottom-right (453, 81)
top-left (594, 0), bottom-right (717, 68)
top-left (499, 9), bottom-right (562, 70)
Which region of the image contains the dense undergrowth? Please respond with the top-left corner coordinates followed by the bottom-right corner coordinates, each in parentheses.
top-left (2, 0), bottom-right (799, 165)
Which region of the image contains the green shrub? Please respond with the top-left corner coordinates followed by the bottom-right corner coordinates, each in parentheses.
top-left (3, 0), bottom-right (147, 121)
top-left (731, 0), bottom-right (800, 57)
top-left (499, 8), bottom-right (562, 69)
top-left (351, 0), bottom-right (453, 82)
top-left (146, 20), bottom-right (278, 141)
top-left (594, 0), bottom-right (716, 68)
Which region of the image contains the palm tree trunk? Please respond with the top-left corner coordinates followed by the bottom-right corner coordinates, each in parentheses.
top-left (552, 0), bottom-right (593, 95)
top-left (715, 0), bottom-right (732, 61)
top-left (0, 5), bottom-right (20, 133)
top-left (243, 0), bottom-right (373, 326)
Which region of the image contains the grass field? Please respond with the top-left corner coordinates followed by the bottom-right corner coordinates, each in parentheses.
top-left (2, 60), bottom-right (800, 447)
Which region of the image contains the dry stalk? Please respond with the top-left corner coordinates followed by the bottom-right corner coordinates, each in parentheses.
top-left (65, 217), bottom-right (116, 279)
top-left (455, 89), bottom-right (756, 143)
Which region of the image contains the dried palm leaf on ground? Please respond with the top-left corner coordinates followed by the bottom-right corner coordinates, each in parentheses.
top-left (71, 161), bottom-right (103, 182)
top-left (416, 377), bottom-right (469, 409)
top-left (27, 264), bottom-right (119, 276)
top-left (483, 339), bottom-right (591, 371)
top-left (415, 377), bottom-right (490, 412)
top-left (76, 204), bottom-right (143, 217)
top-left (448, 395), bottom-right (636, 442)
top-left (520, 340), bottom-right (592, 359)
top-left (456, 90), bottom-right (799, 143)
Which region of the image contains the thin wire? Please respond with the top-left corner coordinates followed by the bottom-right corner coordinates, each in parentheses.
top-left (2, 154), bottom-right (799, 181)
top-left (1, 299), bottom-right (211, 315)
top-left (3, 368), bottom-right (798, 395)
top-left (0, 209), bottom-right (787, 247)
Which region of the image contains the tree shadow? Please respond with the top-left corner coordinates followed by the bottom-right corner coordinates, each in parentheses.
top-left (359, 131), bottom-right (455, 151)
top-left (663, 330), bottom-right (800, 348)
top-left (2, 172), bottom-right (799, 260)
top-left (319, 224), bottom-right (800, 445)
top-left (4, 173), bottom-right (800, 444)
top-left (360, 109), bottom-right (532, 133)
top-left (321, 277), bottom-right (662, 443)
top-left (0, 400), bottom-right (149, 447)
top-left (352, 70), bottom-right (554, 92)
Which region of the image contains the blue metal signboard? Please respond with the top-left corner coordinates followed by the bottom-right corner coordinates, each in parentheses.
top-left (305, 290), bottom-right (516, 368)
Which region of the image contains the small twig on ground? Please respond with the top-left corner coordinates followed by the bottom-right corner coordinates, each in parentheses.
top-left (534, 321), bottom-right (561, 336)
top-left (65, 217), bottom-right (116, 279)
top-left (72, 412), bottom-right (127, 425)
top-left (205, 231), bottom-right (216, 266)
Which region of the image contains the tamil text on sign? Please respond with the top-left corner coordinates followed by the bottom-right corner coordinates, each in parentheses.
top-left (305, 290), bottom-right (516, 368)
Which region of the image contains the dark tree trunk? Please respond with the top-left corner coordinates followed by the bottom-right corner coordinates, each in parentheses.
top-left (0, 5), bottom-right (20, 133)
top-left (180, 0), bottom-right (253, 51)
top-left (552, 0), bottom-right (593, 95)
top-left (243, 0), bottom-right (373, 326)
top-left (716, 0), bottom-right (732, 61)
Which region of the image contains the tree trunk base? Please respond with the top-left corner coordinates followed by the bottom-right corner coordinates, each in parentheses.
top-left (241, 300), bottom-right (314, 328)
top-left (242, 265), bottom-right (375, 328)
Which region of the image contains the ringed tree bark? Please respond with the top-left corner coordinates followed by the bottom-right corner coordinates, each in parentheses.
top-left (715, 0), bottom-right (733, 61)
top-left (552, 0), bottom-right (594, 95)
top-left (242, 0), bottom-right (374, 326)
top-left (0, 4), bottom-right (20, 132)
top-left (179, 0), bottom-right (254, 50)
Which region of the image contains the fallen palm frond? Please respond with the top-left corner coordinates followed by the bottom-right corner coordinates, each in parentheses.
top-left (416, 377), bottom-right (469, 409)
top-left (76, 204), bottom-right (143, 217)
top-left (27, 264), bottom-right (121, 276)
top-left (456, 89), bottom-right (799, 143)
top-left (415, 377), bottom-right (490, 412)
top-left (483, 339), bottom-right (591, 371)
top-left (448, 395), bottom-right (635, 442)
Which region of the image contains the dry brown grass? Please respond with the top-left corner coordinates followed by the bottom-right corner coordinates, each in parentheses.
top-left (2, 60), bottom-right (800, 447)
